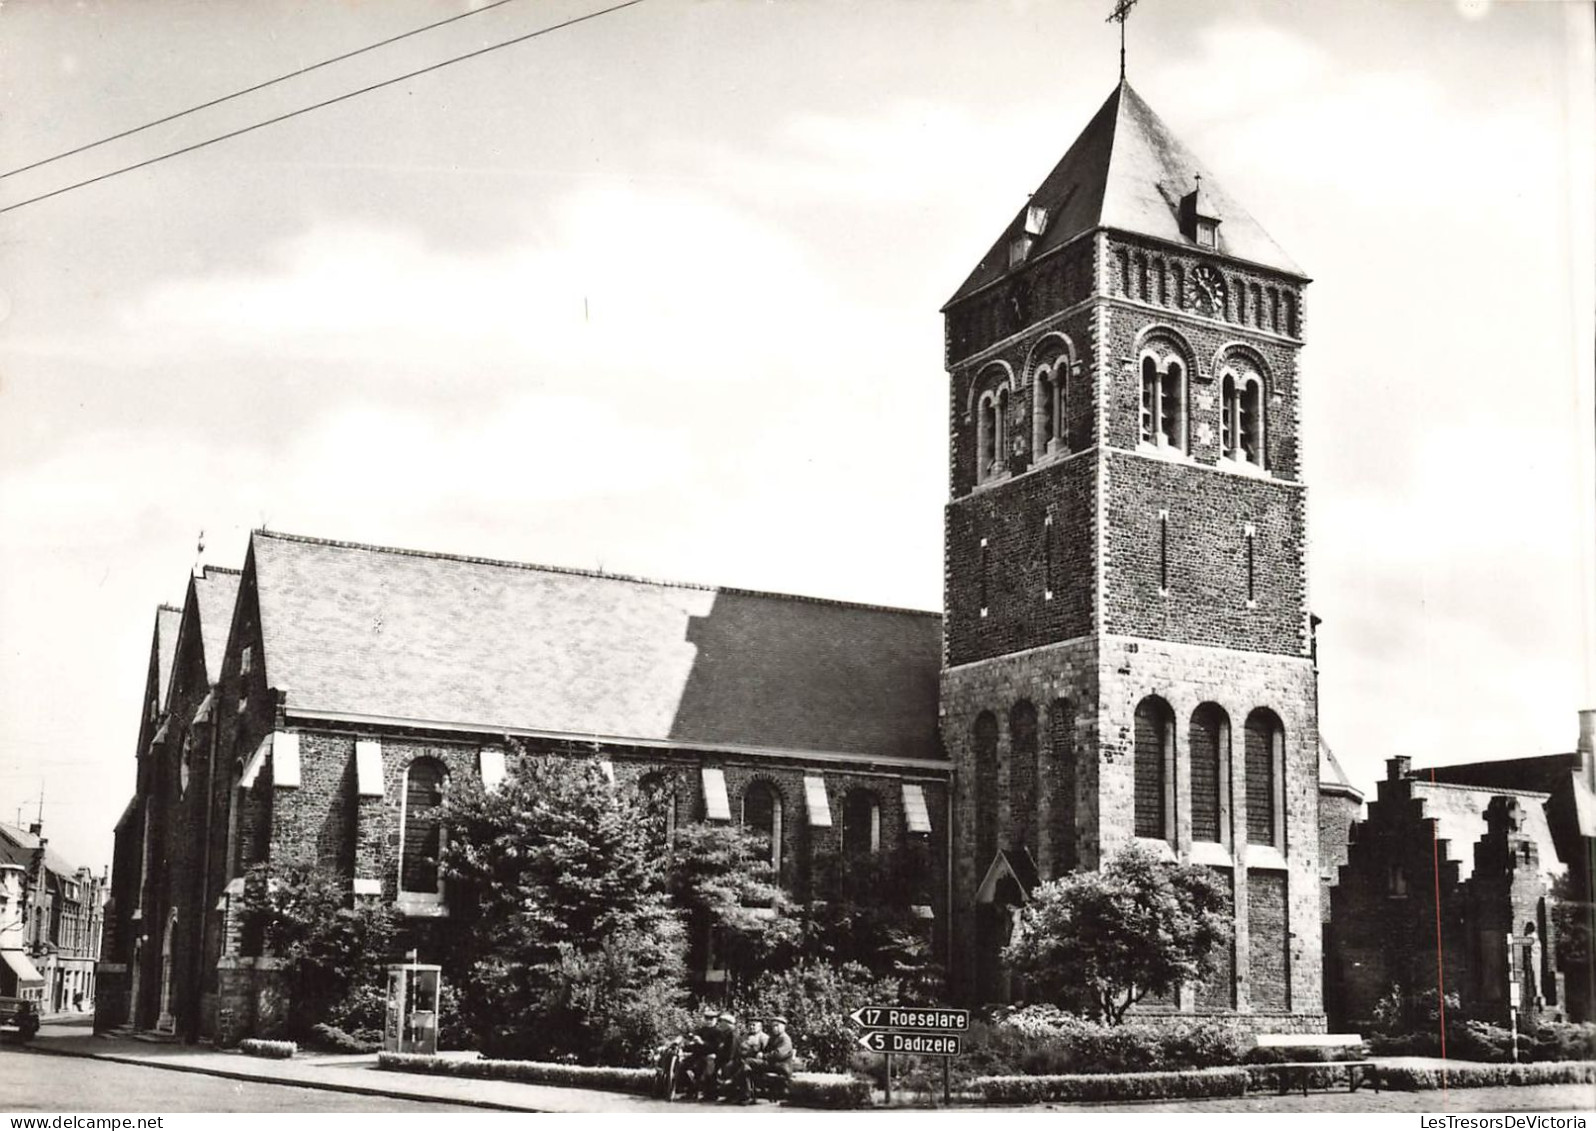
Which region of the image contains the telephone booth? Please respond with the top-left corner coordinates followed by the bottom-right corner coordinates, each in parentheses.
top-left (384, 962), bottom-right (441, 1055)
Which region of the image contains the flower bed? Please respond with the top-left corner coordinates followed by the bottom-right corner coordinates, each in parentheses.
top-left (971, 1067), bottom-right (1249, 1104)
top-left (239, 1038), bottom-right (296, 1060)
top-left (377, 1051), bottom-right (655, 1094)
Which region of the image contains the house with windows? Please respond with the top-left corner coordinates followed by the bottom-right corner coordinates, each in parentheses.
top-left (0, 821), bottom-right (106, 1013)
top-left (1328, 715), bottom-right (1596, 1028)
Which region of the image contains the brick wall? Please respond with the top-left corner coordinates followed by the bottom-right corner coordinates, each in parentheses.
top-left (1248, 871), bottom-right (1290, 1012)
top-left (944, 633), bottom-right (1323, 1020)
top-left (1101, 451), bottom-right (1306, 655)
top-left (1099, 237), bottom-right (1304, 480)
top-left (1098, 636), bottom-right (1321, 1019)
top-left (942, 638), bottom-right (1101, 1000)
top-left (946, 455), bottom-right (1097, 666)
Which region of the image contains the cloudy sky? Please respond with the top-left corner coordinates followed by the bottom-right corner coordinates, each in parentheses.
top-left (1, 0), bottom-right (1591, 870)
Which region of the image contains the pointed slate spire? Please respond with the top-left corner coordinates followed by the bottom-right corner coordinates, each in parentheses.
top-left (946, 81), bottom-right (1302, 308)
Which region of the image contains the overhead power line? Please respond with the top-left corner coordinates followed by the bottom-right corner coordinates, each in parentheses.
top-left (1, 0), bottom-right (530, 181)
top-left (0, 0), bottom-right (648, 217)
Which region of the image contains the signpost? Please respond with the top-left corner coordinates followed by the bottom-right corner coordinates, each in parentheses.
top-left (851, 1006), bottom-right (969, 1104)
top-left (857, 1030), bottom-right (963, 1056)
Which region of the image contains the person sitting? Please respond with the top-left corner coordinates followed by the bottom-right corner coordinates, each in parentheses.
top-left (749, 1016), bottom-right (796, 1099)
top-left (723, 1018), bottom-right (768, 1103)
top-left (697, 1011), bottom-right (740, 1100)
top-left (659, 1007), bottom-right (719, 1098)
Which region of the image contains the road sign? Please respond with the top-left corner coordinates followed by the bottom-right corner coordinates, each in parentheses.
top-left (857, 1030), bottom-right (962, 1056)
top-left (849, 1005), bottom-right (970, 1032)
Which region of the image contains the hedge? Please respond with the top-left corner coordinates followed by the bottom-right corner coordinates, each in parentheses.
top-left (377, 1051), bottom-right (655, 1094)
top-left (239, 1038), bottom-right (297, 1060)
top-left (1380, 1061), bottom-right (1596, 1092)
top-left (972, 1067), bottom-right (1249, 1104)
top-left (787, 1073), bottom-right (873, 1109)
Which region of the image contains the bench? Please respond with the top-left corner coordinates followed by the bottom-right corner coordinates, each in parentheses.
top-left (1250, 1033), bottom-right (1379, 1097)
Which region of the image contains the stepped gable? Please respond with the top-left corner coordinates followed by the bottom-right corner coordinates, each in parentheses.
top-left (248, 530), bottom-right (944, 762)
top-left (1407, 779), bottom-right (1564, 885)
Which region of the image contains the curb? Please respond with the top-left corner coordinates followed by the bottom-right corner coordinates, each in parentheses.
top-left (15, 1041), bottom-right (545, 1112)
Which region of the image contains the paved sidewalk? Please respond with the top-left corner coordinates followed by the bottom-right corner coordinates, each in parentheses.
top-left (13, 1023), bottom-right (1591, 1114)
top-left (12, 1023), bottom-right (708, 1113)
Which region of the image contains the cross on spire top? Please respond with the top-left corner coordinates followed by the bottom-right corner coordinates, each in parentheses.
top-left (1106, 0), bottom-right (1141, 81)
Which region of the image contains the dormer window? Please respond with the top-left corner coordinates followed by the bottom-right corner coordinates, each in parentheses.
top-left (240, 646), bottom-right (254, 676)
top-left (1180, 176), bottom-right (1222, 250)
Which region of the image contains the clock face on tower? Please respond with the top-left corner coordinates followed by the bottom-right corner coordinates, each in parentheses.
top-left (1190, 264), bottom-right (1228, 317)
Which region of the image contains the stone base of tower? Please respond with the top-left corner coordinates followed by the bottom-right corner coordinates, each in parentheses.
top-left (942, 633), bottom-right (1323, 1022)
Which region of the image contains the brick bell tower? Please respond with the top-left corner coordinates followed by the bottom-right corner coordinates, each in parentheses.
top-left (939, 79), bottom-right (1323, 1026)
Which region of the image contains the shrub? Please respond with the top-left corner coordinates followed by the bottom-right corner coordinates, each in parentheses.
top-left (959, 1008), bottom-right (1250, 1078)
top-left (1447, 1020), bottom-right (1516, 1063)
top-left (732, 960), bottom-right (899, 1073)
top-left (1368, 1018), bottom-right (1593, 1064)
top-left (787, 1072), bottom-right (873, 1109)
top-left (308, 1023), bottom-right (378, 1054)
top-left (972, 1067), bottom-right (1248, 1104)
top-left (1243, 1062), bottom-right (1376, 1093)
top-left (1380, 1061), bottom-right (1596, 1091)
top-left (1526, 1022), bottom-right (1596, 1063)
top-left (240, 1038), bottom-right (297, 1059)
top-left (377, 1051), bottom-right (655, 1094)
top-left (443, 754), bottom-right (688, 1066)
top-left (1003, 847), bottom-right (1232, 1023)
top-left (236, 863), bottom-right (400, 1041)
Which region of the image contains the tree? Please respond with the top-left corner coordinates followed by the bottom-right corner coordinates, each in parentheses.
top-left (665, 821), bottom-right (799, 991)
top-left (801, 848), bottom-right (937, 985)
top-left (1551, 871), bottom-right (1595, 978)
top-left (235, 862), bottom-right (398, 1040)
top-left (443, 751), bottom-right (688, 1064)
top-left (1002, 845), bottom-right (1232, 1024)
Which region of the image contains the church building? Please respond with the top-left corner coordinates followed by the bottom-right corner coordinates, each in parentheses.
top-left (939, 80), bottom-right (1322, 1023)
top-left (98, 76), bottom-right (1338, 1040)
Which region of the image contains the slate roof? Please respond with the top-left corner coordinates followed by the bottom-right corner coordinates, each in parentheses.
top-left (947, 80), bottom-right (1302, 307)
top-left (1409, 781), bottom-right (1564, 884)
top-left (0, 823), bottom-right (79, 880)
top-left (192, 566), bottom-right (242, 687)
top-left (153, 605), bottom-right (182, 711)
top-left (249, 531), bottom-right (944, 763)
top-left (1424, 753), bottom-right (1583, 797)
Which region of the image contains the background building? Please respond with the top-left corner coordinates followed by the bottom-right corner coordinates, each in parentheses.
top-left (1328, 711), bottom-right (1596, 1028)
top-left (0, 821), bottom-right (105, 1012)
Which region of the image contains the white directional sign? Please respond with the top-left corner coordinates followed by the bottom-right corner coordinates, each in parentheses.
top-left (849, 1005), bottom-right (970, 1032)
top-left (857, 1030), bottom-right (962, 1056)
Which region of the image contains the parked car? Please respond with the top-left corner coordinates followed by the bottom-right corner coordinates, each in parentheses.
top-left (0, 996), bottom-right (41, 1041)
